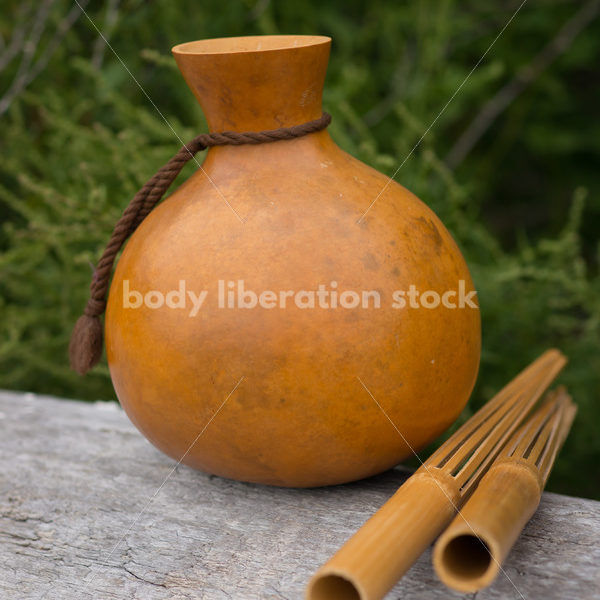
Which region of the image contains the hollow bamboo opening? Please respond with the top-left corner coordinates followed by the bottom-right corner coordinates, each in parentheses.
top-left (308, 573), bottom-right (362, 600)
top-left (437, 533), bottom-right (498, 590)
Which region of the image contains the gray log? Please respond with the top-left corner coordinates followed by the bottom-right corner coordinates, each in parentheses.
top-left (0, 390), bottom-right (598, 600)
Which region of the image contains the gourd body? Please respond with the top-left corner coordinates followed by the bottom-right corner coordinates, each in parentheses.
top-left (105, 36), bottom-right (480, 487)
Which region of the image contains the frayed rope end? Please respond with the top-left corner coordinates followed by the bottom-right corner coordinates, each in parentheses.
top-left (69, 314), bottom-right (104, 375)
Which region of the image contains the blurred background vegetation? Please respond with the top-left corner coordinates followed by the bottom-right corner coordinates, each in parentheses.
top-left (0, 0), bottom-right (599, 498)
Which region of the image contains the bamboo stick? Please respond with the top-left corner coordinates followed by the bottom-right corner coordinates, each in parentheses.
top-left (432, 386), bottom-right (576, 593)
top-left (306, 350), bottom-right (566, 600)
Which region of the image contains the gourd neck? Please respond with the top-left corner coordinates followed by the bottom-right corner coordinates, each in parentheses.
top-left (172, 35), bottom-right (331, 133)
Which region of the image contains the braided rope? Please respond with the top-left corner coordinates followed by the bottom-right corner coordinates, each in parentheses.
top-left (69, 112), bottom-right (332, 375)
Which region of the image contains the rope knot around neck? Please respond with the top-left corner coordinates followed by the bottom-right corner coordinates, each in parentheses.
top-left (69, 112), bottom-right (332, 375)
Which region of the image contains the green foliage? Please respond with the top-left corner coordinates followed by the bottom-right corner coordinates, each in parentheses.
top-left (1, 0), bottom-right (599, 498)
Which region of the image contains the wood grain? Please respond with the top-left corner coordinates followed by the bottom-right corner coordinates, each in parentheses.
top-left (0, 391), bottom-right (598, 599)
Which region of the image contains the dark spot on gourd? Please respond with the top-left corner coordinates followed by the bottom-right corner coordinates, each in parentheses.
top-left (414, 216), bottom-right (443, 253)
top-left (362, 252), bottom-right (379, 270)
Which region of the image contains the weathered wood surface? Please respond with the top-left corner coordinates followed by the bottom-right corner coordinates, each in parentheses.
top-left (0, 390), bottom-right (598, 600)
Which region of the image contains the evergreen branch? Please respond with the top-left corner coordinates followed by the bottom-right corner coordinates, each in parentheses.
top-left (91, 0), bottom-right (121, 71)
top-left (0, 0), bottom-right (90, 117)
top-left (445, 0), bottom-right (600, 169)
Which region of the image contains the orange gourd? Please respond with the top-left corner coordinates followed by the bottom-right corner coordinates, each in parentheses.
top-left (104, 35), bottom-right (480, 487)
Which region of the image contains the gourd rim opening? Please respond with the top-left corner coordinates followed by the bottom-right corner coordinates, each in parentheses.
top-left (172, 35), bottom-right (331, 56)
